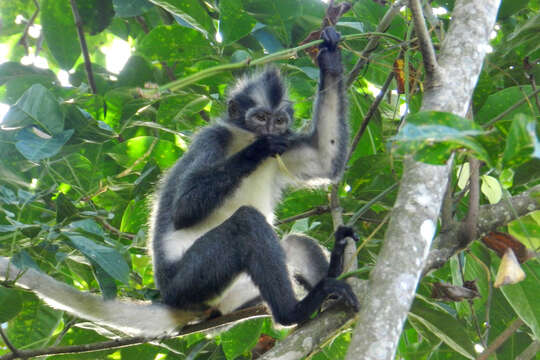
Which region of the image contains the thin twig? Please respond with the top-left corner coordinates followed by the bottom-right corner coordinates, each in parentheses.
top-left (154, 32), bottom-right (402, 95)
top-left (346, 0), bottom-right (405, 87)
top-left (17, 0), bottom-right (40, 53)
top-left (0, 328), bottom-right (24, 359)
top-left (0, 335), bottom-right (156, 360)
top-left (408, 0), bottom-right (438, 82)
top-left (460, 157), bottom-right (480, 247)
top-left (69, 0), bottom-right (97, 94)
top-left (275, 206), bottom-right (330, 225)
top-left (483, 88), bottom-right (540, 128)
top-left (348, 71), bottom-right (395, 162)
top-left (477, 318), bottom-right (524, 360)
top-left (115, 138), bottom-right (158, 178)
top-left (467, 250), bottom-right (492, 344)
top-left (99, 219), bottom-right (136, 240)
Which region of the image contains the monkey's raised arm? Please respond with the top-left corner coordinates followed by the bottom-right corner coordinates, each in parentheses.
top-left (282, 27), bottom-right (348, 183)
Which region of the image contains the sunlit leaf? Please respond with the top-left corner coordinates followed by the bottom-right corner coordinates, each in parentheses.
top-left (2, 84), bottom-right (64, 134)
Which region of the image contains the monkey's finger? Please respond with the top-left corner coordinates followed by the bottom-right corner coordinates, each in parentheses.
top-left (336, 284), bottom-right (360, 312)
top-left (320, 27), bottom-right (341, 50)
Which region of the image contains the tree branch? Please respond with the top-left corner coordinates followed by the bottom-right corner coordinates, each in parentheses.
top-left (69, 0), bottom-right (97, 94)
top-left (0, 328), bottom-right (23, 359)
top-left (17, 0), bottom-right (40, 53)
top-left (275, 206), bottom-right (330, 225)
top-left (345, 0), bottom-right (501, 358)
top-left (409, 0), bottom-right (439, 82)
top-left (477, 318), bottom-right (524, 360)
top-left (259, 279), bottom-right (367, 360)
top-left (424, 184), bottom-right (540, 273)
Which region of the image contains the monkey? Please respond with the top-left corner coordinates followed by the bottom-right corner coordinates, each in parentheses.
top-left (149, 26), bottom-right (359, 325)
top-left (0, 26), bottom-right (358, 336)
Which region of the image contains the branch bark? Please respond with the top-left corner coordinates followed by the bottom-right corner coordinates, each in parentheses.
top-left (259, 279), bottom-right (367, 360)
top-left (345, 0), bottom-right (501, 359)
top-left (425, 184), bottom-right (540, 273)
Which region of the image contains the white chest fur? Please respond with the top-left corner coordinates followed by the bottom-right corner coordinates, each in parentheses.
top-left (162, 131), bottom-right (281, 262)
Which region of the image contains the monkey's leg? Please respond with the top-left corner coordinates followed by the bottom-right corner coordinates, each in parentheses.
top-left (162, 206), bottom-right (358, 325)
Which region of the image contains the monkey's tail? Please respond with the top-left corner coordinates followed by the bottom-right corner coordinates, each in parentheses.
top-left (0, 256), bottom-right (196, 337)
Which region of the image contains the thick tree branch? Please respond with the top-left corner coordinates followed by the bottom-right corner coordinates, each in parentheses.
top-left (259, 279), bottom-right (367, 360)
top-left (345, 1), bottom-right (501, 359)
top-left (409, 0), bottom-right (439, 82)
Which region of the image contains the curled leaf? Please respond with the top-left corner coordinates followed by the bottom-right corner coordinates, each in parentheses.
top-left (494, 248), bottom-right (526, 287)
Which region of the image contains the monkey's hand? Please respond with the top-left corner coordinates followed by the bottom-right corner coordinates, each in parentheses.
top-left (317, 27), bottom-right (342, 75)
top-left (244, 134), bottom-right (289, 161)
top-left (319, 277), bottom-right (360, 312)
top-left (334, 225), bottom-right (359, 246)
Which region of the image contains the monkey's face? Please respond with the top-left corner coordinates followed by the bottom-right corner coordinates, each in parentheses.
top-left (244, 107), bottom-right (291, 135)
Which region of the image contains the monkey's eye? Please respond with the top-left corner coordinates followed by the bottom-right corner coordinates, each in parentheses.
top-left (275, 116), bottom-right (287, 125)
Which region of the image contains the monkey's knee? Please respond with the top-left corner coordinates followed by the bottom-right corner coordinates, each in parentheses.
top-left (231, 206), bottom-right (267, 222)
top-left (282, 234), bottom-right (329, 289)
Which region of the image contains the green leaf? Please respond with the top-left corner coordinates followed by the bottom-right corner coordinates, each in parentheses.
top-left (392, 111), bottom-right (489, 165)
top-left (56, 193), bottom-right (78, 222)
top-left (498, 0), bottom-right (530, 19)
top-left (0, 287), bottom-right (23, 322)
top-left (221, 318), bottom-right (264, 360)
top-left (75, 0), bottom-right (115, 35)
top-left (2, 84), bottom-right (64, 135)
top-left (502, 115), bottom-right (538, 167)
top-left (137, 25), bottom-right (213, 63)
top-left (41, 0), bottom-right (80, 69)
top-left (92, 261), bottom-right (118, 300)
top-left (120, 199), bottom-right (148, 233)
top-left (499, 261), bottom-right (540, 339)
top-left (107, 136), bottom-right (181, 170)
top-left (113, 0), bottom-right (154, 18)
top-left (65, 233), bottom-right (130, 284)
top-left (0, 0), bottom-right (36, 37)
top-left (243, 0), bottom-right (302, 44)
top-left (7, 293), bottom-right (62, 349)
top-left (476, 86), bottom-right (537, 126)
top-left (220, 0), bottom-right (257, 44)
top-left (409, 298), bottom-right (476, 359)
top-left (149, 0), bottom-right (215, 37)
top-left (157, 94), bottom-right (210, 125)
top-left (68, 219), bottom-right (105, 238)
top-left (117, 55), bottom-right (156, 87)
top-left (15, 127), bottom-right (74, 162)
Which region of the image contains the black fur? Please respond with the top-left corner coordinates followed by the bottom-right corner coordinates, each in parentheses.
top-left (151, 27), bottom-right (356, 325)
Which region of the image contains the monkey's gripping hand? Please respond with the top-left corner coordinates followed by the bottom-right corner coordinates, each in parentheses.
top-left (321, 225), bottom-right (360, 312)
top-left (244, 134), bottom-right (289, 161)
top-left (317, 27), bottom-right (343, 76)
top-left (328, 226), bottom-right (359, 279)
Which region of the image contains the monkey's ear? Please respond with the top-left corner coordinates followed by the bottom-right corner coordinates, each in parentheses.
top-left (228, 99), bottom-right (241, 119)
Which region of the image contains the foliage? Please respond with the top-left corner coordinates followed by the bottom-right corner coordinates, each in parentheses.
top-left (0, 0), bottom-right (539, 359)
